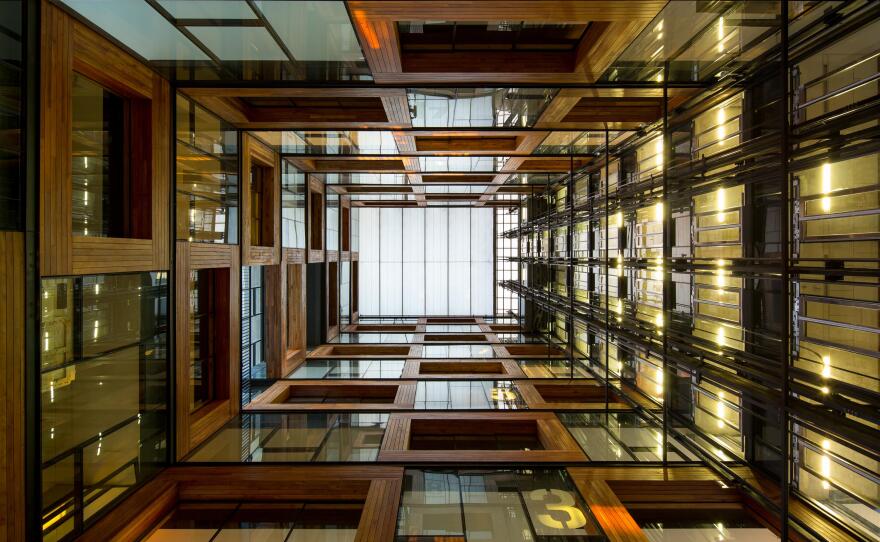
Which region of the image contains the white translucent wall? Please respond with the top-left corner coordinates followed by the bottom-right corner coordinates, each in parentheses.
top-left (358, 207), bottom-right (494, 316)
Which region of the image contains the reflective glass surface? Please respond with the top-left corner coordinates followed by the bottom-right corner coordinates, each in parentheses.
top-left (407, 88), bottom-right (556, 128)
top-left (518, 359), bottom-right (592, 379)
top-left (288, 360), bottom-right (405, 379)
top-left (274, 131), bottom-right (399, 155)
top-left (329, 333), bottom-right (414, 344)
top-left (59, 0), bottom-right (370, 82)
top-left (145, 501), bottom-right (360, 542)
top-left (40, 273), bottom-right (168, 540)
top-left (176, 94), bottom-right (239, 243)
top-left (281, 160), bottom-right (306, 248)
top-left (397, 469), bottom-right (605, 541)
top-left (414, 381), bottom-right (525, 410)
top-left (187, 413), bottom-right (388, 462)
top-left (559, 412), bottom-right (699, 462)
top-left (421, 345), bottom-right (495, 358)
top-left (0, 0), bottom-right (22, 230)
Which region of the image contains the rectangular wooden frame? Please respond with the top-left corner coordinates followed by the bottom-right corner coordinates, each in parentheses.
top-left (174, 241), bottom-right (241, 459)
top-left (76, 466), bottom-right (404, 542)
top-left (379, 412), bottom-right (585, 462)
top-left (241, 133), bottom-right (280, 265)
top-left (245, 380), bottom-right (417, 411)
top-left (264, 248), bottom-right (307, 379)
top-left (40, 2), bottom-right (170, 276)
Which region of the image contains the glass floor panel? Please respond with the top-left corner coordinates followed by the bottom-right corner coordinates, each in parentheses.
top-left (634, 509), bottom-right (779, 542)
top-left (185, 413), bottom-right (388, 462)
top-left (421, 344), bottom-right (496, 358)
top-left (146, 502), bottom-right (360, 542)
top-left (396, 469), bottom-right (605, 541)
top-left (356, 317), bottom-right (419, 324)
top-left (287, 359), bottom-right (406, 379)
top-left (424, 324), bottom-right (484, 332)
top-left (329, 333), bottom-right (414, 344)
top-left (558, 412), bottom-right (700, 462)
top-left (414, 381), bottom-right (526, 409)
top-left (517, 358), bottom-right (592, 378)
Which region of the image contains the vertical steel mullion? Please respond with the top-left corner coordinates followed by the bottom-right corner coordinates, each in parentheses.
top-left (780, 1), bottom-right (791, 539)
top-left (604, 130), bottom-right (610, 409)
top-left (568, 147), bottom-right (575, 378)
top-left (661, 60), bottom-right (670, 467)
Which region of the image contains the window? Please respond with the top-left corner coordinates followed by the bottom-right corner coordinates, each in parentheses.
top-left (40, 272), bottom-right (168, 540)
top-left (241, 265), bottom-right (265, 381)
top-left (249, 163), bottom-right (272, 247)
top-left (176, 94), bottom-right (238, 244)
top-left (359, 207), bottom-right (493, 316)
top-left (281, 161), bottom-right (306, 248)
top-left (72, 74), bottom-right (151, 238)
top-left (190, 268), bottom-right (230, 412)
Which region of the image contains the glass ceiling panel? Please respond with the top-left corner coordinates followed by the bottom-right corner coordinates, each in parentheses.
top-left (57, 0), bottom-right (370, 82)
top-left (534, 131), bottom-right (621, 155)
top-left (258, 0), bottom-right (364, 62)
top-left (277, 131), bottom-right (398, 155)
top-left (316, 173), bottom-right (409, 185)
top-left (155, 0), bottom-right (257, 19)
top-left (187, 26), bottom-right (288, 61)
top-left (59, 0), bottom-right (210, 61)
top-left (407, 88), bottom-right (557, 128)
top-left (418, 156), bottom-right (508, 172)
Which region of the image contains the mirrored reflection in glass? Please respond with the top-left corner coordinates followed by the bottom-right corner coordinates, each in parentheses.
top-left (288, 359), bottom-right (405, 379)
top-left (329, 333), bottom-right (414, 344)
top-left (176, 94), bottom-right (239, 243)
top-left (414, 381), bottom-right (525, 410)
top-left (407, 88), bottom-right (556, 128)
top-left (281, 160), bottom-right (306, 248)
top-left (145, 501), bottom-right (361, 542)
top-left (601, 1), bottom-right (780, 83)
top-left (632, 505), bottom-right (778, 542)
top-left (58, 0), bottom-right (371, 82)
top-left (559, 412), bottom-right (698, 462)
top-left (397, 469), bottom-right (605, 541)
top-left (40, 273), bottom-right (168, 540)
top-left (421, 345), bottom-right (496, 358)
top-left (517, 359), bottom-right (591, 379)
top-left (186, 413), bottom-right (388, 462)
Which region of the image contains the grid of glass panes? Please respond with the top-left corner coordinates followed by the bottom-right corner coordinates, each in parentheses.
top-left (359, 207), bottom-right (493, 316)
top-left (175, 94), bottom-right (238, 244)
top-left (495, 207), bottom-right (520, 316)
top-left (281, 160), bottom-right (306, 248)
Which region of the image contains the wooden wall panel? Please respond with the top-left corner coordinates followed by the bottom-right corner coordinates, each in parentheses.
top-left (39, 2), bottom-right (72, 276)
top-left (264, 264), bottom-right (285, 379)
top-left (0, 232), bottom-right (25, 542)
top-left (40, 2), bottom-right (170, 276)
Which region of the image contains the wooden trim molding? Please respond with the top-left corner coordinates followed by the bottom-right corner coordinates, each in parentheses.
top-left (174, 241), bottom-right (240, 459)
top-left (40, 2), bottom-right (170, 276)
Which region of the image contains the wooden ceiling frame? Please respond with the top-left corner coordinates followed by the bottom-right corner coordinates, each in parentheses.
top-left (348, 0), bottom-right (666, 84)
top-left (177, 87), bottom-right (413, 129)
